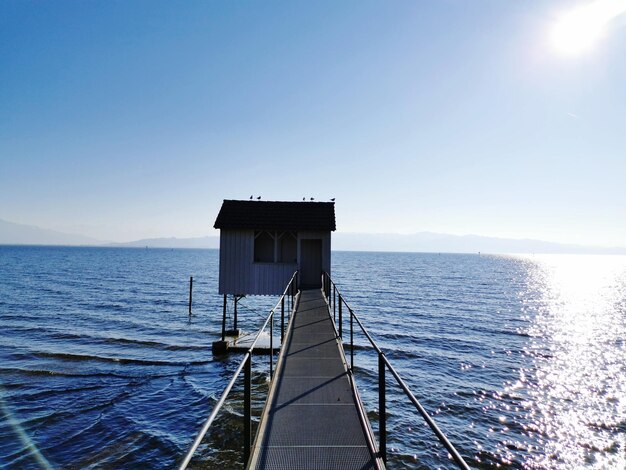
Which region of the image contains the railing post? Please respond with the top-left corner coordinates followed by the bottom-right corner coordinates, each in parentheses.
top-left (379, 352), bottom-right (386, 464)
top-left (338, 295), bottom-right (343, 339)
top-left (281, 297), bottom-right (285, 343)
top-left (270, 312), bottom-right (274, 379)
top-left (327, 275), bottom-right (331, 300)
top-left (350, 309), bottom-right (354, 372)
top-left (326, 274), bottom-right (330, 299)
top-left (333, 285), bottom-right (336, 323)
top-left (221, 294), bottom-right (227, 341)
top-left (244, 354), bottom-right (251, 465)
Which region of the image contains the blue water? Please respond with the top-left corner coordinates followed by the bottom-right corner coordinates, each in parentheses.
top-left (1, 246), bottom-right (625, 469)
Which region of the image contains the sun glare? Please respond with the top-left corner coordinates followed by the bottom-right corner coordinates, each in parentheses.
top-left (551, 0), bottom-right (626, 56)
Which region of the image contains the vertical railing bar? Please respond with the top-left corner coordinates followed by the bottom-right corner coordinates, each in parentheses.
top-left (350, 308), bottom-right (354, 372)
top-left (379, 352), bottom-right (386, 464)
top-left (333, 284), bottom-right (336, 323)
top-left (281, 297), bottom-right (285, 343)
top-left (270, 312), bottom-right (274, 379)
top-left (338, 294), bottom-right (343, 339)
top-left (324, 273), bottom-right (328, 299)
top-left (244, 354), bottom-right (251, 465)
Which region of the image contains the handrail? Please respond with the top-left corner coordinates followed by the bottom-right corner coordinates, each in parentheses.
top-left (179, 271), bottom-right (299, 470)
top-left (323, 272), bottom-right (470, 470)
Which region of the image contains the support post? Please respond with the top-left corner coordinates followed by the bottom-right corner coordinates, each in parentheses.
top-left (234, 296), bottom-right (238, 331)
top-left (221, 294), bottom-right (227, 341)
top-left (379, 352), bottom-right (387, 464)
top-left (188, 276), bottom-right (193, 315)
top-left (281, 297), bottom-right (285, 343)
top-left (338, 295), bottom-right (343, 339)
top-left (244, 354), bottom-right (251, 464)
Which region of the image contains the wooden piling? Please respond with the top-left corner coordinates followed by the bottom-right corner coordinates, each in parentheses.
top-left (188, 276), bottom-right (193, 315)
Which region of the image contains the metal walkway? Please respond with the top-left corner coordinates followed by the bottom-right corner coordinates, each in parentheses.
top-left (247, 288), bottom-right (382, 470)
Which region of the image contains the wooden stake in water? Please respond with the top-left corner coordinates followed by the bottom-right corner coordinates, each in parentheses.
top-left (188, 276), bottom-right (193, 315)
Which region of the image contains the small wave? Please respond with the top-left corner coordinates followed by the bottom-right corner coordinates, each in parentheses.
top-left (101, 336), bottom-right (208, 351)
top-left (8, 383), bottom-right (105, 402)
top-left (93, 302), bottom-right (129, 312)
top-left (45, 330), bottom-right (208, 351)
top-left (30, 351), bottom-right (212, 367)
top-left (0, 367), bottom-right (182, 380)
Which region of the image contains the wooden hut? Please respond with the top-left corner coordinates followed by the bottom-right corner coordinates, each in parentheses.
top-left (214, 200), bottom-right (336, 295)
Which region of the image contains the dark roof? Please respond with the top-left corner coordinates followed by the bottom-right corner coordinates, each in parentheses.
top-left (214, 200), bottom-right (336, 231)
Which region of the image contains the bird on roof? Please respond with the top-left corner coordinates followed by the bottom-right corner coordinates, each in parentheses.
top-left (331, 198), bottom-right (335, 201)
top-left (310, 197), bottom-right (315, 201)
top-left (257, 196), bottom-right (262, 200)
top-left (250, 195), bottom-right (253, 199)
top-left (302, 197), bottom-right (305, 201)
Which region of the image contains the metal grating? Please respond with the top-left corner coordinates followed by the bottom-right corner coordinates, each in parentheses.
top-left (251, 446), bottom-right (376, 470)
top-left (272, 374), bottom-right (354, 406)
top-left (286, 338), bottom-right (341, 358)
top-left (281, 356), bottom-right (346, 377)
top-left (261, 404), bottom-right (369, 447)
top-left (249, 288), bottom-right (380, 470)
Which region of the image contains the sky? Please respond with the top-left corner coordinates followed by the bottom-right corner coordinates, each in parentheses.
top-left (1, 1), bottom-right (625, 246)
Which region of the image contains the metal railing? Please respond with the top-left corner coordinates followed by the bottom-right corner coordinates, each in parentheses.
top-left (179, 271), bottom-right (299, 470)
top-left (322, 272), bottom-right (470, 470)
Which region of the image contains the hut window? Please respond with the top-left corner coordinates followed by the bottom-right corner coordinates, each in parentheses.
top-left (254, 231), bottom-right (275, 262)
top-left (278, 231), bottom-right (297, 263)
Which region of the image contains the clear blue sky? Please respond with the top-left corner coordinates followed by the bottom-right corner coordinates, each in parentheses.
top-left (1, 1), bottom-right (625, 246)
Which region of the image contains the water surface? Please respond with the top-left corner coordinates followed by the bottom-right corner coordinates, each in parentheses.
top-left (1, 246), bottom-right (625, 468)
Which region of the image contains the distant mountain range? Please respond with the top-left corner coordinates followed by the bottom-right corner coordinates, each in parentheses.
top-left (1, 218), bottom-right (624, 254)
top-left (0, 218), bottom-right (103, 246)
top-left (332, 232), bottom-right (626, 255)
top-left (109, 236), bottom-right (219, 249)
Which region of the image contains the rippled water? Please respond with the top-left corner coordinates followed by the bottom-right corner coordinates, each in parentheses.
top-left (1, 247), bottom-right (625, 469)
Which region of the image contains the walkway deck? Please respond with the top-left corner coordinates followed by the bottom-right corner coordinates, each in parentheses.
top-left (248, 289), bottom-right (382, 470)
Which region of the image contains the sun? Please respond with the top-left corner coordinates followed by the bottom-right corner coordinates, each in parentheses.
top-left (550, 0), bottom-right (626, 56)
top-left (551, 7), bottom-right (605, 55)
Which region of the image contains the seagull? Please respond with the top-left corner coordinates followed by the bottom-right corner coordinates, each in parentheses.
top-left (250, 195), bottom-right (253, 199)
top-left (330, 198), bottom-right (335, 201)
top-left (257, 196), bottom-right (261, 200)
top-left (302, 197), bottom-right (305, 201)
top-left (310, 197), bottom-right (315, 201)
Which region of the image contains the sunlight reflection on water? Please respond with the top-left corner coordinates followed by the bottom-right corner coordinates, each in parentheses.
top-left (516, 255), bottom-right (626, 469)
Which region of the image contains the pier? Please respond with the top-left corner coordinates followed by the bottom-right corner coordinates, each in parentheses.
top-left (247, 288), bottom-right (381, 469)
top-left (180, 273), bottom-right (470, 469)
top-left (180, 201), bottom-right (469, 469)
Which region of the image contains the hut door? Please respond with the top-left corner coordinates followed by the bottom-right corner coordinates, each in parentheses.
top-left (300, 239), bottom-right (322, 288)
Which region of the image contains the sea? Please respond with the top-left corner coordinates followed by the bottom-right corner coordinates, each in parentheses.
top-left (1, 246), bottom-right (625, 469)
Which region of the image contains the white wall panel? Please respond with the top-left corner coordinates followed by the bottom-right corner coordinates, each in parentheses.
top-left (219, 229), bottom-right (298, 295)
